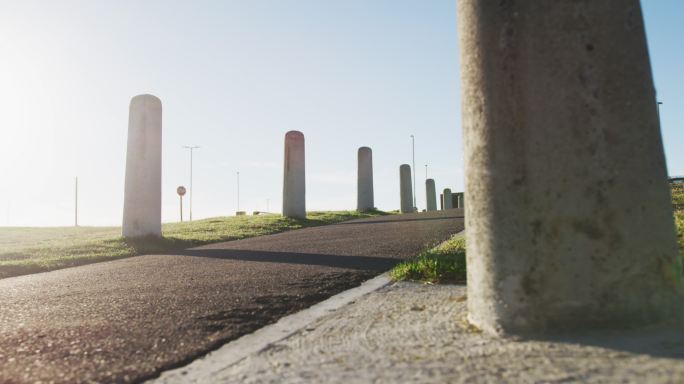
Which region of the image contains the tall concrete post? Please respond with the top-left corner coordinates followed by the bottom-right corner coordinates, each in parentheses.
top-left (459, 0), bottom-right (683, 334)
top-left (443, 188), bottom-right (453, 209)
top-left (425, 179), bottom-right (437, 211)
top-left (399, 164), bottom-right (413, 214)
top-left (357, 147), bottom-right (374, 212)
top-left (456, 192), bottom-right (464, 209)
top-left (282, 130), bottom-right (306, 218)
top-left (122, 94), bottom-right (162, 238)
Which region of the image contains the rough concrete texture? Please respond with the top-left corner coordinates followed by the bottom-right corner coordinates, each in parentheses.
top-left (443, 188), bottom-right (453, 209)
top-left (122, 94), bottom-right (162, 238)
top-left (357, 147), bottom-right (374, 211)
top-left (426, 179), bottom-right (437, 211)
top-left (458, 0), bottom-right (683, 334)
top-left (282, 131), bottom-right (305, 218)
top-left (217, 283), bottom-right (684, 383)
top-left (456, 192), bottom-right (464, 209)
top-left (399, 164), bottom-right (413, 213)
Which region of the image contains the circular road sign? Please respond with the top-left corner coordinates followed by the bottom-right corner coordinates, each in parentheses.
top-left (177, 186), bottom-right (187, 196)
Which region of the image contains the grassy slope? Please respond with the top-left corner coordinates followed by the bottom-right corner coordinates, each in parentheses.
top-left (392, 183), bottom-right (684, 284)
top-left (673, 183), bottom-right (684, 254)
top-left (0, 210), bottom-right (388, 279)
top-left (390, 233), bottom-right (466, 284)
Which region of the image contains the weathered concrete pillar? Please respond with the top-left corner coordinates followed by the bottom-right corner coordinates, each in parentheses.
top-left (399, 164), bottom-right (413, 213)
top-left (456, 192), bottom-right (464, 209)
top-left (425, 179), bottom-right (437, 211)
top-left (357, 147), bottom-right (374, 212)
top-left (459, 0), bottom-right (683, 334)
top-left (283, 131), bottom-right (306, 218)
top-left (122, 94), bottom-right (162, 238)
top-left (443, 188), bottom-right (453, 209)
top-left (440, 194), bottom-right (444, 210)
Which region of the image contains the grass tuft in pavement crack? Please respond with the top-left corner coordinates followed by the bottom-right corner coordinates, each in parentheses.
top-left (390, 233), bottom-right (466, 284)
top-left (0, 210), bottom-right (390, 280)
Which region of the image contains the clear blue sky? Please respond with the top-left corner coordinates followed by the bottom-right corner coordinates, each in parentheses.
top-left (0, 1), bottom-right (681, 226)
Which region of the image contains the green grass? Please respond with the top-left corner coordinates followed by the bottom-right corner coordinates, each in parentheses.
top-left (673, 182), bottom-right (684, 255)
top-left (0, 210), bottom-right (389, 279)
top-left (390, 183), bottom-right (684, 285)
top-left (390, 233), bottom-right (466, 284)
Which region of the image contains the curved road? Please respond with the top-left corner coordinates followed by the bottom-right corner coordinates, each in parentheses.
top-left (0, 210), bottom-right (464, 383)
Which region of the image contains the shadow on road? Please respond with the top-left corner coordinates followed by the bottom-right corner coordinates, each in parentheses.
top-left (175, 248), bottom-right (399, 271)
top-left (336, 215), bottom-right (464, 226)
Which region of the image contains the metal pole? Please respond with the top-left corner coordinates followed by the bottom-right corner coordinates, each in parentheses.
top-left (183, 145), bottom-right (200, 221)
top-left (190, 149), bottom-right (193, 220)
top-left (657, 101), bottom-right (663, 125)
top-left (237, 171), bottom-right (240, 212)
top-left (75, 177), bottom-right (78, 227)
top-left (411, 135), bottom-right (416, 210)
top-left (180, 195), bottom-right (183, 222)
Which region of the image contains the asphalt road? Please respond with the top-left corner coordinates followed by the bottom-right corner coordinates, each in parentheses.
top-left (0, 210), bottom-right (464, 383)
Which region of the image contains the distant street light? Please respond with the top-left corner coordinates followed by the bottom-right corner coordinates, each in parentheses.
top-left (177, 186), bottom-right (187, 222)
top-left (237, 171), bottom-right (240, 213)
top-left (410, 135), bottom-right (416, 210)
top-left (183, 145), bottom-right (200, 221)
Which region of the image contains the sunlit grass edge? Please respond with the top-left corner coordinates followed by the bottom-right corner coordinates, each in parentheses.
top-left (391, 184), bottom-right (684, 285)
top-left (0, 210), bottom-right (389, 279)
top-left (390, 233), bottom-right (466, 284)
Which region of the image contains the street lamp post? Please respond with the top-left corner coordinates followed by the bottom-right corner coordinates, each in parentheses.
top-left (237, 171), bottom-right (240, 213)
top-left (183, 145), bottom-right (200, 221)
top-left (657, 101), bottom-right (663, 125)
top-left (410, 135), bottom-right (416, 211)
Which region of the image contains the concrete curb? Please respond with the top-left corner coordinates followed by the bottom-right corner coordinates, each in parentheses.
top-left (149, 273), bottom-right (393, 383)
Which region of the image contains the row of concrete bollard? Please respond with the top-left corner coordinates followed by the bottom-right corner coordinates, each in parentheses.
top-left (438, 190), bottom-right (464, 210)
top-left (122, 1), bottom-right (681, 337)
top-left (122, 106), bottom-right (457, 238)
top-left (121, 113), bottom-right (410, 239)
top-left (399, 165), bottom-right (462, 214)
top-left (277, 132), bottom-right (376, 218)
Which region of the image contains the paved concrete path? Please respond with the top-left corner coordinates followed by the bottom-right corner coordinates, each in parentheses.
top-left (0, 210), bottom-right (463, 383)
top-left (219, 282), bottom-right (684, 383)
